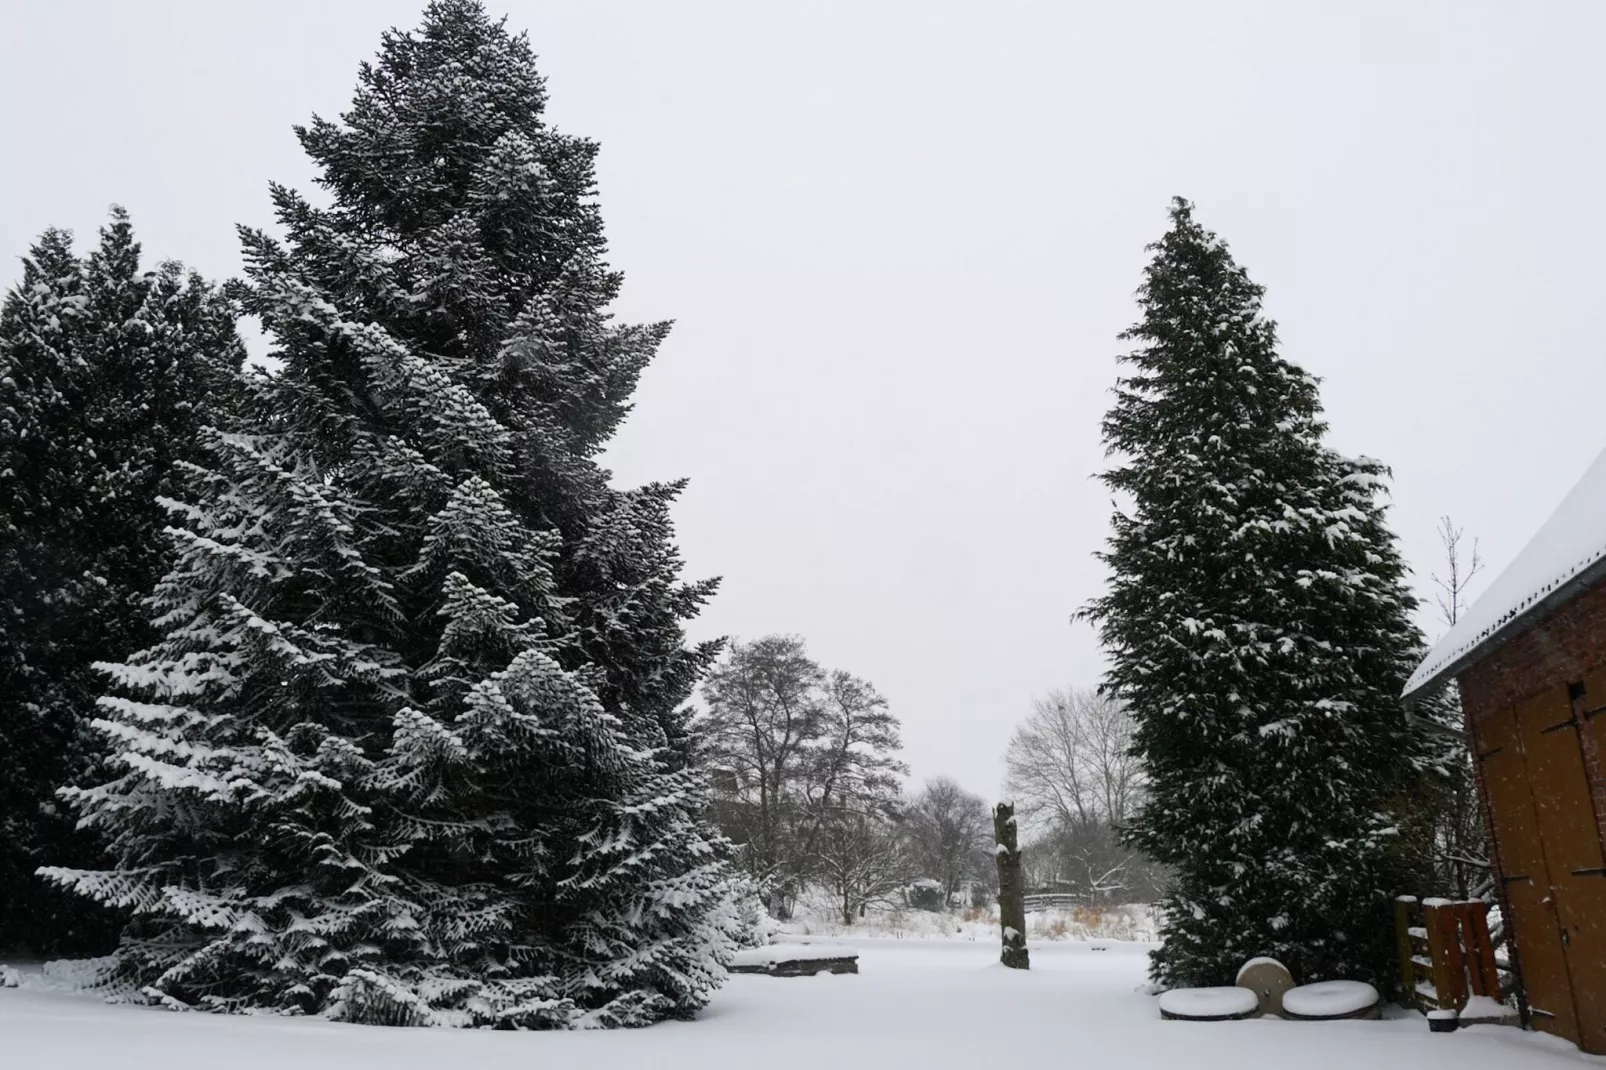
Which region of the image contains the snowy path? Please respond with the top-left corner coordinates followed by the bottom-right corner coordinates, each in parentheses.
top-left (5, 940), bottom-right (1600, 1069)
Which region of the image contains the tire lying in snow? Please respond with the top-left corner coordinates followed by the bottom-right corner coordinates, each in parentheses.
top-left (1158, 986), bottom-right (1261, 1021)
top-left (1281, 981), bottom-right (1381, 1021)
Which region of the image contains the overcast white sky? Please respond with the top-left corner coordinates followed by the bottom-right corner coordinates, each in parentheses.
top-left (4, 1), bottom-right (1604, 802)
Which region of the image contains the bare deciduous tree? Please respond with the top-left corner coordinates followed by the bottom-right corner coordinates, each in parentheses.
top-left (1432, 515), bottom-right (1484, 628)
top-left (1005, 688), bottom-right (1161, 904)
top-left (814, 810), bottom-right (910, 925)
top-left (1429, 514), bottom-right (1490, 899)
top-left (700, 635), bottom-right (824, 895)
top-left (1005, 688), bottom-right (1141, 830)
top-left (907, 777), bottom-right (993, 907)
top-left (1023, 822), bottom-right (1165, 904)
top-left (804, 670), bottom-right (906, 821)
top-left (1395, 515), bottom-right (1490, 899)
top-left (699, 635), bottom-right (906, 915)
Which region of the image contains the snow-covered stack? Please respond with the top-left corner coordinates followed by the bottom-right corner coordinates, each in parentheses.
top-left (41, 0), bottom-right (737, 1027)
top-left (1083, 199), bottom-right (1422, 989)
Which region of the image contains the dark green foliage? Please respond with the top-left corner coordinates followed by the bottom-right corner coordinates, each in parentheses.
top-left (1083, 199), bottom-right (1423, 988)
top-left (45, 1), bottom-right (737, 1026)
top-left (1390, 685), bottom-right (1488, 901)
top-left (0, 213), bottom-right (243, 955)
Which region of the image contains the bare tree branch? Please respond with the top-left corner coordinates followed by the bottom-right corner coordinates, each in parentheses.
top-left (1004, 687), bottom-right (1141, 830)
top-left (1431, 514), bottom-right (1484, 629)
top-left (906, 777), bottom-right (993, 906)
top-left (699, 635), bottom-right (906, 916)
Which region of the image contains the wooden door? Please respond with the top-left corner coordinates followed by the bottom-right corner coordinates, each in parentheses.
top-left (1477, 697), bottom-right (1581, 1045)
top-left (1563, 672), bottom-right (1606, 1055)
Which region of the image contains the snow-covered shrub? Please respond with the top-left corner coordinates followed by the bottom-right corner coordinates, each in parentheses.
top-left (728, 877), bottom-right (782, 949)
top-left (905, 879), bottom-right (946, 912)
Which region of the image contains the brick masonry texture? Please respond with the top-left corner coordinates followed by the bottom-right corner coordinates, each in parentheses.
top-left (1458, 575), bottom-right (1606, 853)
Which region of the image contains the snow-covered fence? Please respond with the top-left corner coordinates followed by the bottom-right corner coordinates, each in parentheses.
top-left (1023, 892), bottom-right (1081, 911)
top-left (1393, 896), bottom-right (1515, 1017)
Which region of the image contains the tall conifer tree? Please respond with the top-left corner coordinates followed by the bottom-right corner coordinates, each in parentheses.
top-left (0, 213), bottom-right (243, 954)
top-left (45, 1), bottom-right (736, 1026)
top-left (1083, 199), bottom-right (1421, 987)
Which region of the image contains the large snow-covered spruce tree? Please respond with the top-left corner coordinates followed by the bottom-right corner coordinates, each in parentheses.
top-left (0, 213), bottom-right (243, 955)
top-left (43, 0), bottom-right (736, 1026)
top-left (1083, 199), bottom-right (1421, 989)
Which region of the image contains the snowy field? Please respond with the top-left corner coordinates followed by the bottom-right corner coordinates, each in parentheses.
top-left (780, 893), bottom-right (1160, 943)
top-left (6, 939), bottom-right (1599, 1070)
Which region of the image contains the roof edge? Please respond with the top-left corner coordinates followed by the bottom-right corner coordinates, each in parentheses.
top-left (1402, 552), bottom-right (1606, 705)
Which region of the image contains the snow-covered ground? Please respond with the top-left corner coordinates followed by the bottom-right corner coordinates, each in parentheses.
top-left (5, 939), bottom-right (1597, 1070)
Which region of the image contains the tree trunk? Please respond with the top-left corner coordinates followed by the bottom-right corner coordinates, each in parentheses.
top-left (994, 802), bottom-right (1029, 969)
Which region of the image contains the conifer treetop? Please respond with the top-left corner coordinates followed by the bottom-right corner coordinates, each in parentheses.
top-left (1105, 198), bottom-right (1327, 473)
top-left (265, 0), bottom-right (648, 458)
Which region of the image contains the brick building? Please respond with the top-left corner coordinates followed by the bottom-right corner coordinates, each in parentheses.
top-left (1404, 449), bottom-right (1606, 1054)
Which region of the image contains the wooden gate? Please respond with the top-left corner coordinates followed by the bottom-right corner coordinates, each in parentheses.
top-left (1476, 679), bottom-right (1606, 1054)
top-left (1393, 897), bottom-right (1510, 1013)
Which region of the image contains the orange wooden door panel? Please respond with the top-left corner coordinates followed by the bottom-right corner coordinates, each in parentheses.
top-left (1477, 699), bottom-right (1581, 1046)
top-left (1559, 672), bottom-right (1606, 1056)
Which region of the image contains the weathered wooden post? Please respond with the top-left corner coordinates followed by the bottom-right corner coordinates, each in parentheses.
top-left (1394, 896), bottom-right (1420, 1010)
top-left (1423, 898), bottom-right (1465, 1012)
top-left (994, 801), bottom-right (1029, 970)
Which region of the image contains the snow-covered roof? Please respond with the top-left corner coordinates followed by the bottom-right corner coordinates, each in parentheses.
top-left (1404, 445), bottom-right (1606, 699)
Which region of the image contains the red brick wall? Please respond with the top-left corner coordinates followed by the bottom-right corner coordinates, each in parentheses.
top-left (1459, 574), bottom-right (1606, 724)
